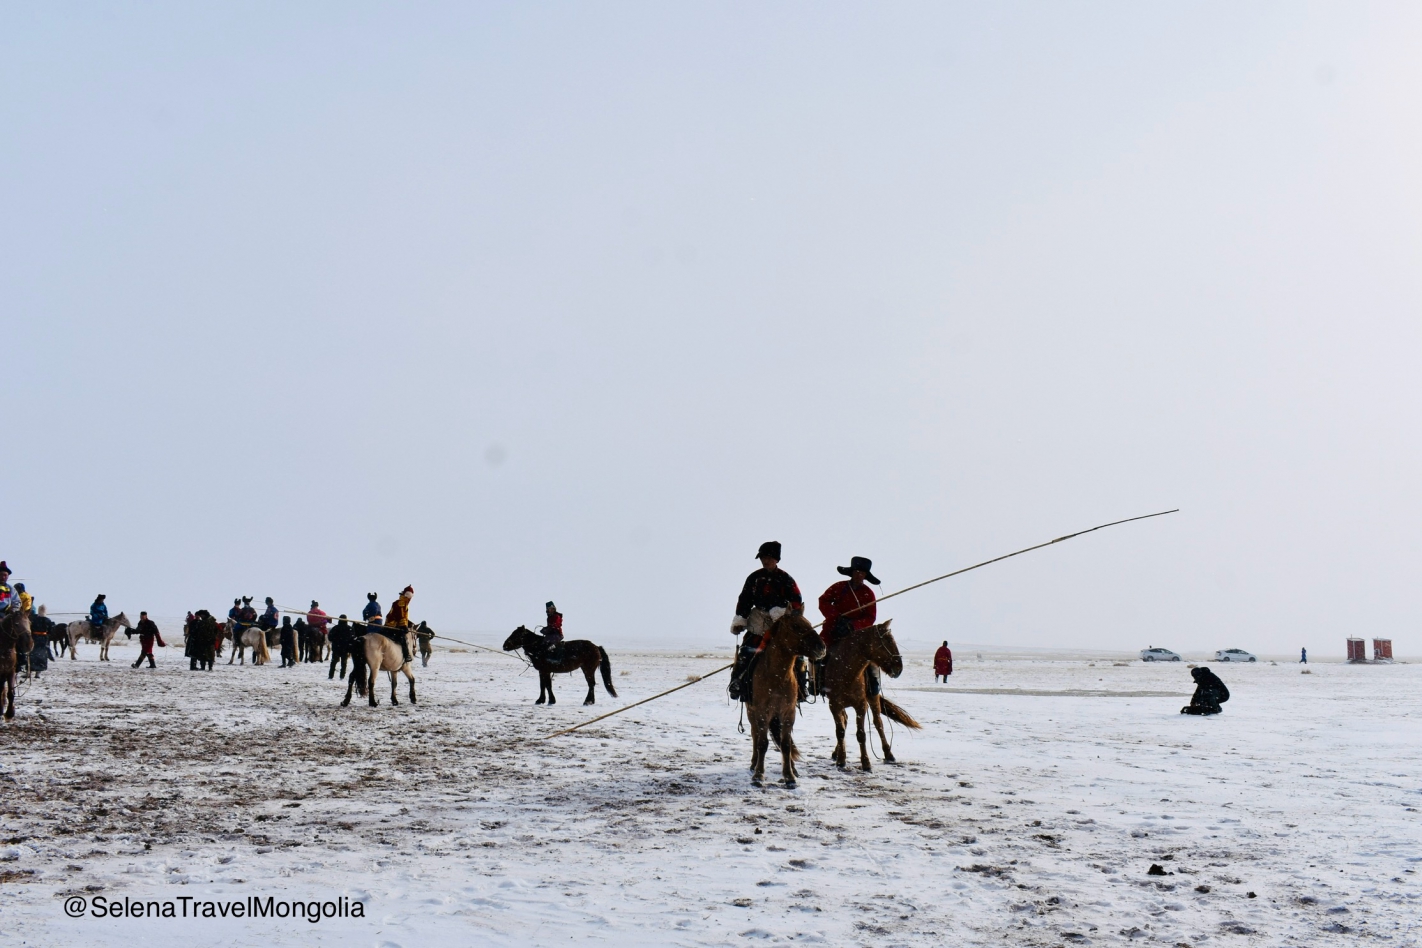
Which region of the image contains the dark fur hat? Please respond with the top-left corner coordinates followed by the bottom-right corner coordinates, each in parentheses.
top-left (836, 556), bottom-right (880, 585)
top-left (756, 541), bottom-right (782, 561)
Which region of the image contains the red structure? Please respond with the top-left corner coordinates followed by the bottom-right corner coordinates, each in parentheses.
top-left (1373, 638), bottom-right (1393, 661)
top-left (1346, 637), bottom-right (1367, 662)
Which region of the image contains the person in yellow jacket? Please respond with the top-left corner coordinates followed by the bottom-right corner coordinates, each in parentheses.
top-left (16, 583), bottom-right (33, 615)
top-left (382, 585), bottom-right (414, 664)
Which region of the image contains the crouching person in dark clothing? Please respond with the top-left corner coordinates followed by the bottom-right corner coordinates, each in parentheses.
top-left (1182, 666), bottom-right (1230, 716)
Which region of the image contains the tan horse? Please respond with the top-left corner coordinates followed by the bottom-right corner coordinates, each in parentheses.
top-left (224, 620), bottom-right (271, 665)
top-left (746, 613), bottom-right (826, 788)
top-left (822, 619), bottom-right (921, 771)
top-left (0, 610), bottom-right (34, 720)
top-left (65, 612), bottom-right (132, 661)
top-left (342, 627), bottom-right (417, 707)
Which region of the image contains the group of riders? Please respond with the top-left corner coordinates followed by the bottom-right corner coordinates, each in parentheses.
top-left (728, 540), bottom-right (885, 703)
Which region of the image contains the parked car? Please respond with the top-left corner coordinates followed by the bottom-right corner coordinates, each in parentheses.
top-left (1214, 648), bottom-right (1256, 662)
top-left (1140, 647), bottom-right (1181, 662)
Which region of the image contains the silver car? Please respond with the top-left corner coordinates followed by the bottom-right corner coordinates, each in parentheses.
top-left (1214, 648), bottom-right (1257, 662)
top-left (1140, 647), bottom-right (1181, 662)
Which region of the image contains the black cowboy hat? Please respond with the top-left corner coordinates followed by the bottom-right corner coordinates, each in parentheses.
top-left (0, 562), bottom-right (9, 574)
top-left (837, 556), bottom-right (880, 585)
top-left (96, 593), bottom-right (107, 600)
top-left (545, 601), bottom-right (556, 610)
top-left (367, 592), bottom-right (378, 600)
top-left (756, 541), bottom-right (782, 561)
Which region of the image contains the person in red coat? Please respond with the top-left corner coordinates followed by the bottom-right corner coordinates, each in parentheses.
top-left (816, 556), bottom-right (880, 697)
top-left (934, 641), bottom-right (953, 682)
top-left (128, 611), bottom-right (167, 669)
top-left (542, 601), bottom-right (564, 643)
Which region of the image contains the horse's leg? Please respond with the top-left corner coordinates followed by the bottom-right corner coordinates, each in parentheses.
top-left (404, 664), bottom-right (416, 704)
top-left (582, 660), bottom-right (596, 705)
top-left (855, 703), bottom-right (871, 772)
top-left (545, 670), bottom-right (556, 705)
top-left (751, 721), bottom-right (768, 786)
top-left (535, 668), bottom-right (548, 705)
top-left (831, 701), bottom-right (849, 768)
top-left (341, 672), bottom-right (355, 707)
top-left (389, 669), bottom-right (399, 706)
top-left (869, 697), bottom-right (895, 763)
top-left (368, 661), bottom-right (379, 707)
top-left (780, 711), bottom-right (797, 788)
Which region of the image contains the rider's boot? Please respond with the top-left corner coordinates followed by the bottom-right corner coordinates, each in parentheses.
top-left (813, 659), bottom-right (828, 697)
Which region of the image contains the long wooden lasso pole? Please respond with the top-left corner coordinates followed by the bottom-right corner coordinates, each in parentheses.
top-left (536, 508), bottom-right (1179, 739)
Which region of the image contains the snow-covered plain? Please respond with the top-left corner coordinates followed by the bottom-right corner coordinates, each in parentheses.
top-left (1, 639), bottom-right (1418, 946)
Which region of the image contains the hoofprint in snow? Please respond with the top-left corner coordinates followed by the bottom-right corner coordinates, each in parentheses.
top-left (0, 643), bottom-right (1418, 946)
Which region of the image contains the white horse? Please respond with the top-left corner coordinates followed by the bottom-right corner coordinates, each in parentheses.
top-left (342, 627), bottom-right (417, 707)
top-left (224, 619), bottom-right (271, 665)
top-left (66, 613), bottom-right (133, 661)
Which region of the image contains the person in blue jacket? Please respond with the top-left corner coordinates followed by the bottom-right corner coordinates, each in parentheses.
top-left (89, 594), bottom-right (109, 635)
top-left (362, 592), bottom-right (383, 627)
top-left (258, 596), bottom-right (279, 631)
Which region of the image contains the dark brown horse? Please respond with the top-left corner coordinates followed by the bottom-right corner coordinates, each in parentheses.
top-left (0, 610), bottom-right (35, 720)
top-left (502, 626), bottom-right (617, 706)
top-left (746, 613), bottom-right (827, 788)
top-left (822, 619), bottom-right (921, 771)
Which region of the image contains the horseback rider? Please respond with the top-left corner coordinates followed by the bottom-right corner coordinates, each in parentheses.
top-left (89, 594), bottom-right (109, 636)
top-left (381, 585), bottom-right (414, 664)
top-left (227, 597), bottom-right (241, 630)
top-left (0, 562), bottom-right (14, 612)
top-left (728, 541), bottom-right (804, 702)
top-left (362, 592), bottom-right (383, 628)
top-left (307, 600), bottom-right (329, 641)
top-left (816, 556), bottom-right (880, 697)
top-left (257, 597), bottom-right (279, 631)
top-left (237, 596), bottom-right (257, 632)
top-left (15, 583), bottom-right (32, 616)
top-left (542, 602), bottom-right (564, 642)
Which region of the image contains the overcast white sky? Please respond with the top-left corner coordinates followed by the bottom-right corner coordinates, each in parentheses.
top-left (4, 3), bottom-right (1419, 656)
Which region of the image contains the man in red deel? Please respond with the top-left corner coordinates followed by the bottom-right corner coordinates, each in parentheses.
top-left (934, 641), bottom-right (953, 682)
top-left (817, 556), bottom-right (880, 697)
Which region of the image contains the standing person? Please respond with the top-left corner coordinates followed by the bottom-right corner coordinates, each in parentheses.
top-left (186, 610), bottom-right (219, 671)
top-left (817, 556), bottom-right (880, 697)
top-left (307, 601), bottom-right (329, 662)
top-left (728, 541), bottom-right (804, 702)
top-left (279, 616), bottom-right (297, 668)
top-left (128, 611), bottom-right (166, 669)
top-left (382, 585), bottom-right (414, 664)
top-left (29, 604), bottom-right (54, 675)
top-left (1300, 647), bottom-right (1308, 664)
top-left (934, 641), bottom-right (953, 682)
top-left (362, 592), bottom-right (383, 628)
top-left (328, 615), bottom-right (356, 680)
top-left (89, 594), bottom-right (109, 637)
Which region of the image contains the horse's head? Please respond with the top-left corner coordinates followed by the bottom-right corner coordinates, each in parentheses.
top-left (502, 626), bottom-right (532, 651)
top-left (113, 612), bottom-right (133, 629)
top-left (774, 612), bottom-right (827, 661)
top-left (0, 609), bottom-right (33, 650)
top-left (864, 619), bottom-right (903, 678)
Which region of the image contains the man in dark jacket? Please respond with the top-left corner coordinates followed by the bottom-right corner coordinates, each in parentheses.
top-left (817, 556), bottom-right (882, 697)
top-left (186, 610), bottom-right (219, 671)
top-left (728, 541), bottom-right (804, 701)
top-left (328, 615), bottom-right (358, 680)
top-left (279, 615), bottom-right (298, 668)
top-left (1181, 666), bottom-right (1230, 715)
top-left (128, 612), bottom-right (166, 668)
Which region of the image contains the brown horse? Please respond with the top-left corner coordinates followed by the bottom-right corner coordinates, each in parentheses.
top-left (502, 626), bottom-right (617, 706)
top-left (822, 619), bottom-right (921, 771)
top-left (0, 611), bottom-right (35, 720)
top-left (746, 613), bottom-right (827, 788)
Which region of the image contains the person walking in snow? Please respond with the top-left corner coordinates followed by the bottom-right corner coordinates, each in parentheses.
top-left (127, 611), bottom-right (166, 668)
top-left (934, 641), bottom-right (953, 682)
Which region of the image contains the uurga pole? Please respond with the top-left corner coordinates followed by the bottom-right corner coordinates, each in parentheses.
top-left (537, 508), bottom-right (1179, 740)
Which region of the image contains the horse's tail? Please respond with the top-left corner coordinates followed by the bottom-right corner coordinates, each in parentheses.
top-left (598, 647), bottom-right (618, 698)
top-left (877, 696), bottom-right (922, 730)
top-left (768, 716), bottom-right (801, 761)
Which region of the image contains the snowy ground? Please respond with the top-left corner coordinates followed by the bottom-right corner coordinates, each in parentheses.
top-left (1, 639), bottom-right (1418, 947)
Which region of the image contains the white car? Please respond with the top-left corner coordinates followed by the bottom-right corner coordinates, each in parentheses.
top-left (1214, 648), bottom-right (1256, 662)
top-left (1140, 647), bottom-right (1181, 662)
